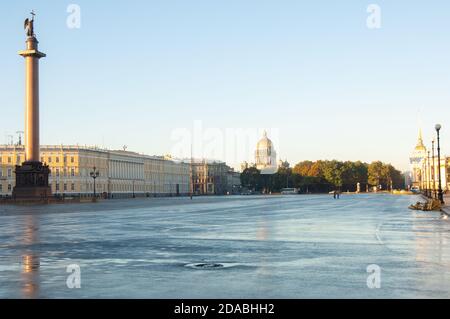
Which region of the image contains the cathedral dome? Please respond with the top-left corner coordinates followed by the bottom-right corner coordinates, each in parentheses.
top-left (256, 131), bottom-right (273, 153)
top-left (255, 131), bottom-right (277, 174)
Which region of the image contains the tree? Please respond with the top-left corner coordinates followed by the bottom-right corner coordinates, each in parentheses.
top-left (251, 159), bottom-right (403, 194)
top-left (240, 167), bottom-right (262, 191)
top-left (368, 161), bottom-right (384, 188)
top-left (368, 161), bottom-right (404, 190)
top-left (309, 160), bottom-right (324, 177)
top-left (385, 164), bottom-right (404, 190)
top-left (270, 167), bottom-right (293, 192)
top-left (321, 160), bottom-right (344, 189)
top-left (341, 161), bottom-right (368, 191)
top-left (293, 161), bottom-right (314, 176)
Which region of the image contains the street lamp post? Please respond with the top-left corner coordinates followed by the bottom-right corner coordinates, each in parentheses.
top-left (421, 162), bottom-right (425, 195)
top-left (132, 180), bottom-right (135, 198)
top-left (432, 139), bottom-right (436, 199)
top-left (435, 124), bottom-right (444, 204)
top-left (89, 166), bottom-right (100, 199)
top-left (423, 159), bottom-right (427, 197)
top-left (427, 151), bottom-right (431, 198)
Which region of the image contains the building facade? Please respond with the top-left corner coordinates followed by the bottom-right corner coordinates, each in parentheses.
top-left (421, 155), bottom-right (448, 193)
top-left (226, 170), bottom-right (242, 194)
top-left (447, 157), bottom-right (450, 191)
top-left (184, 159), bottom-right (240, 195)
top-left (408, 129), bottom-right (448, 192)
top-left (0, 145), bottom-right (190, 197)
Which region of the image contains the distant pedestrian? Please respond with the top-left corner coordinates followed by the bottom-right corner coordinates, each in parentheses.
top-left (333, 190), bottom-right (337, 199)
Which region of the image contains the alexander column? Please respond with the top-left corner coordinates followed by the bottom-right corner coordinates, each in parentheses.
top-left (13, 12), bottom-right (51, 200)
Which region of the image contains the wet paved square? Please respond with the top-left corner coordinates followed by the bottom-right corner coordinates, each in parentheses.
top-left (0, 194), bottom-right (449, 298)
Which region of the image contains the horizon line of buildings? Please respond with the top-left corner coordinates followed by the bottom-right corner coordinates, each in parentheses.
top-left (0, 144), bottom-right (241, 198)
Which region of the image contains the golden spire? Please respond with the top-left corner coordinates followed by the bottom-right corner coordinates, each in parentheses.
top-left (415, 128), bottom-right (426, 151)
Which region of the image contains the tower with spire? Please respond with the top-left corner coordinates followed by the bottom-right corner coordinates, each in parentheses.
top-left (409, 128), bottom-right (427, 189)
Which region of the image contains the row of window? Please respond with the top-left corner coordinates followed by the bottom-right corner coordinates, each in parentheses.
top-left (0, 169), bottom-right (190, 182)
top-left (0, 182), bottom-right (189, 194)
top-left (0, 183), bottom-right (77, 193)
top-left (0, 168), bottom-right (75, 178)
top-left (53, 183), bottom-right (103, 192)
top-left (52, 168), bottom-right (76, 177)
top-left (0, 184), bottom-right (12, 192)
top-left (0, 155), bottom-right (76, 165)
top-left (54, 183), bottom-right (76, 192)
top-left (0, 168), bottom-right (76, 178)
top-left (0, 156), bottom-right (20, 164)
top-left (42, 156), bottom-right (76, 164)
top-left (0, 168), bottom-right (13, 178)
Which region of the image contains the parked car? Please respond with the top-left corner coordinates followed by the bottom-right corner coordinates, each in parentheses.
top-left (411, 186), bottom-right (420, 194)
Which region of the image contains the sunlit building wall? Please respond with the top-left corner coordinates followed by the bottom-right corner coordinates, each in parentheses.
top-left (422, 156), bottom-right (448, 192)
top-left (0, 145), bottom-right (190, 197)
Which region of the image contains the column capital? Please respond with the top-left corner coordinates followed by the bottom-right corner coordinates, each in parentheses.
top-left (19, 36), bottom-right (46, 58)
top-left (18, 49), bottom-right (46, 58)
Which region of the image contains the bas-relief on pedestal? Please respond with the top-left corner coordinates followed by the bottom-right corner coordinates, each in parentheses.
top-left (14, 162), bottom-right (51, 199)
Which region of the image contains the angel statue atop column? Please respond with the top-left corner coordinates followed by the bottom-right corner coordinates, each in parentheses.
top-left (24, 10), bottom-right (36, 37)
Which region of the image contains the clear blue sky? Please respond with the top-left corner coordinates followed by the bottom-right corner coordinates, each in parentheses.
top-left (1, 1), bottom-right (450, 171)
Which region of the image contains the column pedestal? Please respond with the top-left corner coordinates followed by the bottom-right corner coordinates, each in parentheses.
top-left (13, 161), bottom-right (51, 200)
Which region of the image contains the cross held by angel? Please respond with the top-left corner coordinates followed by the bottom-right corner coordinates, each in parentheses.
top-left (24, 10), bottom-right (36, 37)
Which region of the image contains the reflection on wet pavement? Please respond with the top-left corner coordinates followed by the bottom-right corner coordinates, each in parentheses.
top-left (0, 194), bottom-right (449, 298)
